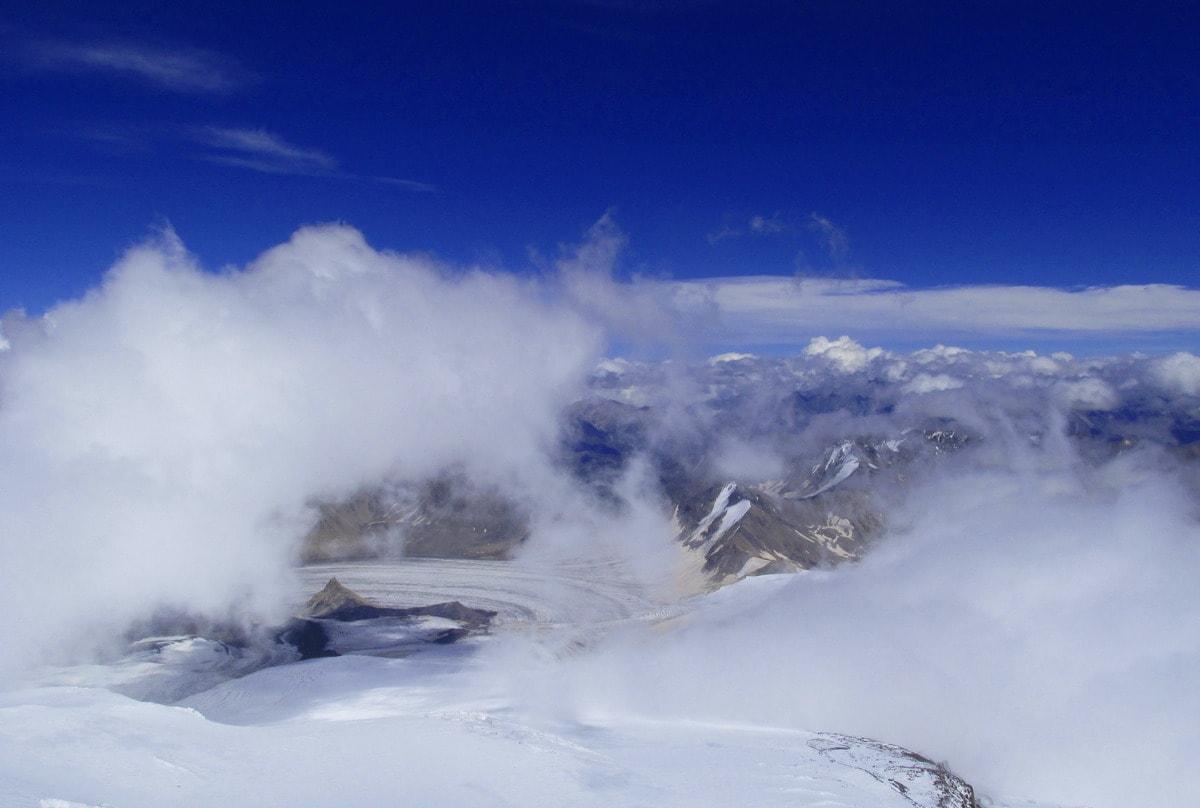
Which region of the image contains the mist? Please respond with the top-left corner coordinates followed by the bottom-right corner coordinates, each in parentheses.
top-left (2, 222), bottom-right (1199, 808)
top-left (550, 397), bottom-right (1200, 808)
top-left (0, 223), bottom-right (603, 672)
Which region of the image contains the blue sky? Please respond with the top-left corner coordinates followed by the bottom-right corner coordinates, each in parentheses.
top-left (1, 1), bottom-right (1198, 350)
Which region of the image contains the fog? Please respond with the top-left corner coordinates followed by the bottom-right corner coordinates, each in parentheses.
top-left (507, 330), bottom-right (1200, 807)
top-left (554, 441), bottom-right (1200, 807)
top-left (551, 358), bottom-right (1200, 808)
top-left (0, 224), bottom-right (602, 671)
top-left (2, 222), bottom-right (1199, 807)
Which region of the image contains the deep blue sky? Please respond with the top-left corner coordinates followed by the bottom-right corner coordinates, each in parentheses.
top-left (2, 1), bottom-right (1198, 315)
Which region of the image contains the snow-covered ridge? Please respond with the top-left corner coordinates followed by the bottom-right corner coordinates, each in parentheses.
top-left (684, 482), bottom-right (752, 548)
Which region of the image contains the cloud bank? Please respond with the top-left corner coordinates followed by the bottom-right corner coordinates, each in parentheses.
top-left (560, 337), bottom-right (1200, 808)
top-left (0, 224), bottom-right (600, 671)
top-left (559, 447), bottom-right (1200, 808)
top-left (1, 217), bottom-right (1198, 808)
top-left (663, 275), bottom-right (1200, 345)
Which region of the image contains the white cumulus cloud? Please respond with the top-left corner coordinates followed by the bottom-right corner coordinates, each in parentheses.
top-left (1152, 351), bottom-right (1200, 396)
top-left (803, 335), bottom-right (886, 373)
top-left (0, 224), bottom-right (601, 672)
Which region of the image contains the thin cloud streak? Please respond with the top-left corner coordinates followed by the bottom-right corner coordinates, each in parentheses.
top-left (194, 126), bottom-right (437, 192)
top-left (372, 176), bottom-right (439, 193)
top-left (749, 213), bottom-right (787, 235)
top-left (200, 127), bottom-right (339, 175)
top-left (808, 212), bottom-right (848, 258)
top-left (705, 211), bottom-right (848, 260)
top-left (706, 212), bottom-right (790, 244)
top-left (27, 40), bottom-right (252, 95)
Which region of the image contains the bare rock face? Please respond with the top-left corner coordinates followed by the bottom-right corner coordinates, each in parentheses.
top-left (403, 476), bottom-right (529, 559)
top-left (300, 492), bottom-right (404, 562)
top-left (300, 476), bottom-right (529, 563)
top-left (297, 393), bottom-right (976, 593)
top-left (674, 480), bottom-right (880, 585)
top-left (304, 577), bottom-right (372, 616)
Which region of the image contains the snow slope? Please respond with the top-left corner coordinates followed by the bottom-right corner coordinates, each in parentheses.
top-left (0, 649), bottom-right (975, 808)
top-left (0, 561), bottom-right (1050, 807)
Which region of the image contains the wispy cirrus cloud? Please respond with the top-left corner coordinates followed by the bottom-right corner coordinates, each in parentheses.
top-left (706, 211), bottom-right (846, 258)
top-left (364, 176), bottom-right (439, 193)
top-left (704, 224), bottom-right (741, 244)
top-left (707, 212), bottom-right (789, 244)
top-left (26, 40), bottom-right (253, 95)
top-left (192, 126), bottom-right (437, 191)
top-left (53, 123), bottom-right (434, 192)
top-left (198, 127), bottom-right (339, 175)
top-left (807, 212), bottom-right (848, 258)
top-left (748, 213), bottom-right (788, 235)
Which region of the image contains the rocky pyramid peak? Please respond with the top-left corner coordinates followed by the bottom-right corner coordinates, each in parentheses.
top-left (304, 577), bottom-right (373, 618)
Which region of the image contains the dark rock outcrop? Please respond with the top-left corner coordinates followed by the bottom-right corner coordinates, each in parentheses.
top-left (302, 577), bottom-right (496, 629)
top-left (277, 578), bottom-right (498, 659)
top-left (276, 618), bottom-right (337, 660)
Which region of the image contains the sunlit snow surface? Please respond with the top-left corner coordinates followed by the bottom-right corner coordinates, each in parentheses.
top-left (0, 561), bottom-right (1046, 807)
